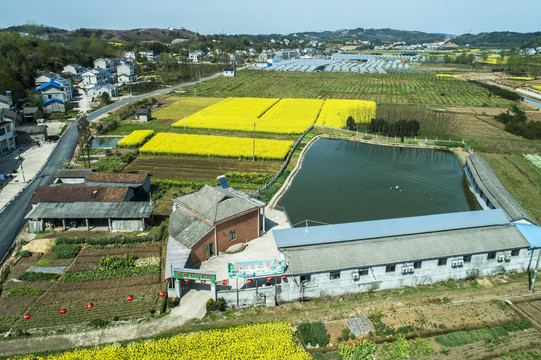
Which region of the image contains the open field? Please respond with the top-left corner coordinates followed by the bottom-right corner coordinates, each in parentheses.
top-left (183, 71), bottom-right (515, 107)
top-left (125, 156), bottom-right (281, 182)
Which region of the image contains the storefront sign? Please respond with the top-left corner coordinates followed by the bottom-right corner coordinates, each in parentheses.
top-left (173, 268), bottom-right (216, 282)
top-left (228, 259), bottom-right (285, 278)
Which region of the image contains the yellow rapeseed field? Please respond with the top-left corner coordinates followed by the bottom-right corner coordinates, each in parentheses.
top-left (139, 133), bottom-right (293, 160)
top-left (507, 77), bottom-right (534, 81)
top-left (436, 74), bottom-right (453, 78)
top-left (316, 99), bottom-right (376, 128)
top-left (532, 86), bottom-right (541, 91)
top-left (15, 321), bottom-right (310, 360)
top-left (117, 130), bottom-right (155, 147)
top-left (257, 98), bottom-right (324, 133)
top-left (172, 97), bottom-right (279, 131)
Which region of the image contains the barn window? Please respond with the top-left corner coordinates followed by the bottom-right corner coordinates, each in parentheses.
top-left (463, 255), bottom-right (472, 263)
top-left (300, 275), bottom-right (311, 283)
top-left (385, 264), bottom-right (395, 273)
top-left (229, 229), bottom-right (236, 241)
top-left (487, 252), bottom-right (496, 260)
top-left (329, 271), bottom-right (340, 280)
top-left (511, 249), bottom-right (520, 256)
top-left (438, 258), bottom-right (447, 266)
top-left (413, 261), bottom-right (422, 269)
top-left (359, 268), bottom-right (369, 276)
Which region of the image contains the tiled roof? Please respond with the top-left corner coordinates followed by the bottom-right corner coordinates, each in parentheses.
top-left (86, 172), bottom-right (147, 184)
top-left (31, 186), bottom-right (129, 203)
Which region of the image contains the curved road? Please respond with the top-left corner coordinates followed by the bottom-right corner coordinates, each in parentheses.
top-left (0, 73), bottom-right (223, 263)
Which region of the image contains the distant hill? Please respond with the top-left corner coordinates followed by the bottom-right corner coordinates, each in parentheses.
top-left (291, 27), bottom-right (448, 45)
top-left (453, 31), bottom-right (541, 48)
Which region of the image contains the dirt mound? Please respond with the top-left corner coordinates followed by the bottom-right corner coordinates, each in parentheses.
top-left (22, 238), bottom-right (55, 253)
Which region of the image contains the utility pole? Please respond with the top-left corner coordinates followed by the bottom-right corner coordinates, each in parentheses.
top-left (253, 123), bottom-right (256, 162)
top-left (530, 248), bottom-right (541, 292)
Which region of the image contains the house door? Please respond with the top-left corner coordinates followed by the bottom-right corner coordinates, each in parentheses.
top-left (204, 243), bottom-right (215, 260)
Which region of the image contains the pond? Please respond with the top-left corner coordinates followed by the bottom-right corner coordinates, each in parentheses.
top-left (277, 138), bottom-right (482, 226)
top-left (524, 97), bottom-right (541, 109)
top-left (91, 137), bottom-right (123, 149)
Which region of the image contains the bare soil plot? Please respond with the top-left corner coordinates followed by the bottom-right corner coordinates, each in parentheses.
top-left (514, 297), bottom-right (541, 326)
top-left (446, 106), bottom-right (507, 116)
top-left (67, 245), bottom-right (161, 272)
top-left (124, 155), bottom-right (282, 182)
top-left (528, 111), bottom-right (541, 122)
top-left (152, 97), bottom-right (223, 125)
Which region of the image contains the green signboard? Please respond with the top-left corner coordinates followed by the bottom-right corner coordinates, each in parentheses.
top-left (228, 259), bottom-right (285, 278)
top-left (173, 268), bottom-right (216, 282)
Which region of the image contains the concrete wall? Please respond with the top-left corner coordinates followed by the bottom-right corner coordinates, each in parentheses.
top-left (278, 248), bottom-right (537, 302)
top-left (111, 219), bottom-right (144, 232)
top-left (218, 285), bottom-right (276, 307)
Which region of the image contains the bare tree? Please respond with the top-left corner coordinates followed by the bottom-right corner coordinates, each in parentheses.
top-left (76, 116), bottom-right (92, 169)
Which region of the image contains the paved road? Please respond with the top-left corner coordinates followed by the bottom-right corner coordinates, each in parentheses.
top-left (0, 73), bottom-right (223, 263)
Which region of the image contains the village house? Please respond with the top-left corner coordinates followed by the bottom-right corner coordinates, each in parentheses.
top-left (116, 64), bottom-right (138, 84)
top-left (35, 80), bottom-right (73, 103)
top-left (167, 183), bottom-right (266, 266)
top-left (62, 64), bottom-right (86, 81)
top-left (223, 67), bottom-right (237, 77)
top-left (0, 118), bottom-right (16, 154)
top-left (93, 58), bottom-right (116, 73)
top-left (135, 107), bottom-right (152, 121)
top-left (188, 50), bottom-right (204, 62)
top-left (26, 172), bottom-right (152, 232)
top-left (81, 69), bottom-right (109, 89)
top-left (88, 83), bottom-right (118, 100)
top-left (35, 72), bottom-right (59, 86)
top-left (0, 92), bottom-right (13, 110)
top-left (42, 98), bottom-right (65, 113)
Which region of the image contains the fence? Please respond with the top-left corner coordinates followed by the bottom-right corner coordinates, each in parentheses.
top-left (252, 125), bottom-right (314, 196)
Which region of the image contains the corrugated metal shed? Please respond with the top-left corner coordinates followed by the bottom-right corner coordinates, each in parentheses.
top-left (25, 202), bottom-right (153, 219)
top-left (281, 225), bottom-right (530, 274)
top-left (274, 209), bottom-right (510, 248)
top-left (165, 238), bottom-right (191, 278)
top-left (466, 154), bottom-right (535, 223)
top-left (514, 223), bottom-right (541, 248)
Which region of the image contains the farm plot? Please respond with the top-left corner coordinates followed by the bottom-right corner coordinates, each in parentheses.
top-left (124, 156), bottom-right (281, 182)
top-left (152, 97), bottom-right (223, 125)
top-left (256, 98), bottom-right (324, 134)
top-left (171, 97), bottom-right (279, 132)
top-left (188, 71), bottom-right (514, 107)
top-left (374, 300), bottom-right (518, 336)
top-left (139, 133), bottom-right (294, 160)
top-left (513, 297), bottom-right (541, 326)
top-left (316, 99), bottom-right (376, 127)
top-left (117, 130), bottom-right (154, 147)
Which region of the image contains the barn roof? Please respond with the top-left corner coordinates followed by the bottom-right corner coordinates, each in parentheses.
top-left (281, 225), bottom-right (530, 274)
top-left (274, 209), bottom-right (510, 249)
top-left (26, 202), bottom-right (153, 219)
top-left (30, 186), bottom-right (129, 204)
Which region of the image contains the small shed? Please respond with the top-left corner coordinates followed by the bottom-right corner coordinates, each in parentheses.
top-left (223, 67), bottom-right (237, 77)
top-left (135, 107), bottom-right (152, 122)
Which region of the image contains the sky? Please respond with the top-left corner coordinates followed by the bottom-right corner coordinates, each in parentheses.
top-left (2, 0), bottom-right (540, 36)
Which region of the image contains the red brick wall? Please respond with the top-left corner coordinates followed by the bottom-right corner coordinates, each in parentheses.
top-left (189, 209), bottom-right (260, 263)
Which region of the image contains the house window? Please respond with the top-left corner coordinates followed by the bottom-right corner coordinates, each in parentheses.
top-left (204, 243), bottom-right (214, 260)
top-left (359, 268), bottom-right (369, 276)
top-left (0, 128), bottom-right (5, 136)
top-left (413, 261), bottom-right (422, 269)
top-left (511, 249), bottom-right (520, 256)
top-left (438, 258), bottom-right (447, 266)
top-left (329, 271), bottom-right (340, 280)
top-left (229, 229), bottom-right (236, 241)
top-left (463, 255), bottom-right (472, 263)
top-left (300, 275), bottom-right (311, 283)
top-left (386, 264), bottom-right (396, 273)
top-left (487, 252), bottom-right (496, 260)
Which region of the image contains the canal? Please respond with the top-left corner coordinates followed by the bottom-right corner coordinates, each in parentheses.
top-left (277, 138), bottom-right (482, 225)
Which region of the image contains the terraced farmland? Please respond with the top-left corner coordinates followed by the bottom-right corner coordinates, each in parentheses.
top-left (187, 71), bottom-right (514, 107)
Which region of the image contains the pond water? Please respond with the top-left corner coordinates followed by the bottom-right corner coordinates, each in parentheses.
top-left (277, 139), bottom-right (482, 226)
top-left (91, 137), bottom-right (122, 148)
top-left (524, 97), bottom-right (541, 109)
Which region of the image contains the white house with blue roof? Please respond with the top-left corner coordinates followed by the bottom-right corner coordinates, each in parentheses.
top-left (272, 209), bottom-right (541, 302)
top-left (35, 79), bottom-right (73, 103)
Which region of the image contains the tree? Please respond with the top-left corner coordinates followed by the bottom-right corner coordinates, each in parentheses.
top-left (346, 116), bottom-right (356, 131)
top-left (100, 91), bottom-right (111, 105)
top-left (76, 116), bottom-right (92, 168)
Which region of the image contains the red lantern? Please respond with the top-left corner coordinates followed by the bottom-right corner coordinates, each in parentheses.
top-left (127, 295), bottom-right (134, 301)
top-left (281, 275), bottom-right (287, 280)
top-left (222, 280), bottom-right (228, 285)
top-left (23, 314), bottom-right (31, 320)
top-left (87, 302), bottom-right (94, 309)
top-left (201, 280), bottom-right (206, 284)
top-left (60, 308), bottom-right (67, 314)
top-left (247, 278), bottom-right (253, 284)
top-left (159, 291), bottom-right (165, 297)
top-left (184, 279), bottom-right (189, 283)
top-left (266, 276), bottom-right (272, 281)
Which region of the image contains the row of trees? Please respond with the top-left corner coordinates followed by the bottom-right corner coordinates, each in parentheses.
top-left (368, 119), bottom-right (420, 140)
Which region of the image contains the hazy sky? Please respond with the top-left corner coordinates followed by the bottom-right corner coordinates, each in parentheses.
top-left (2, 0), bottom-right (540, 36)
